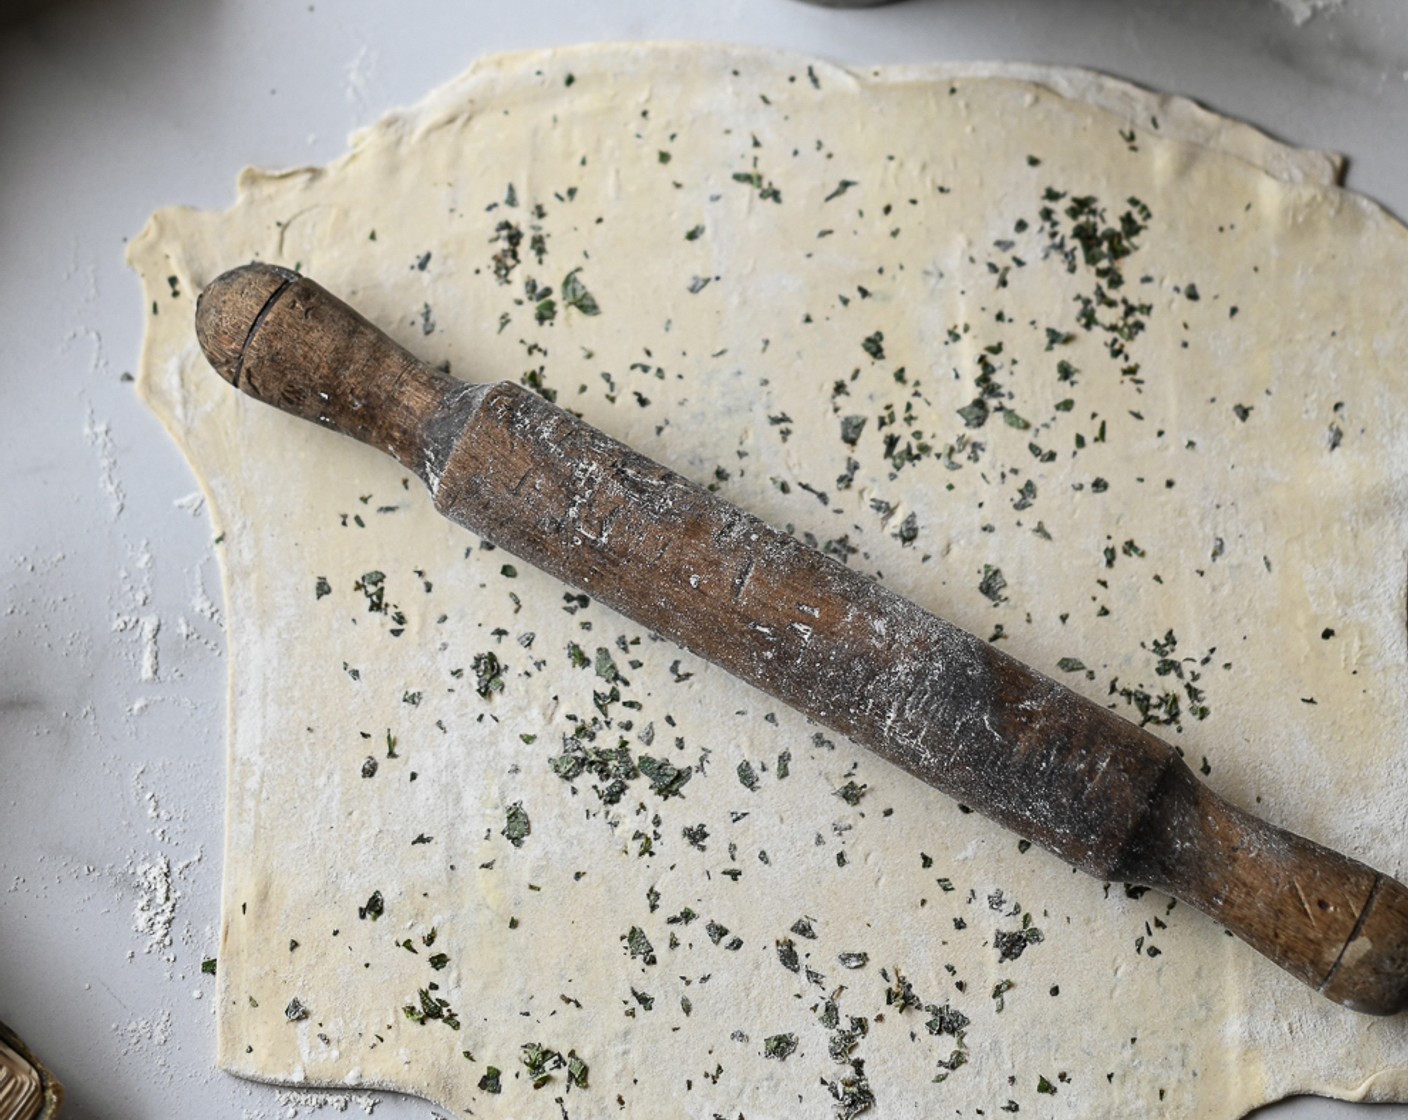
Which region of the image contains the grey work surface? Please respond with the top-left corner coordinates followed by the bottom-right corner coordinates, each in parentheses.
top-left (2, 1), bottom-right (1406, 1117)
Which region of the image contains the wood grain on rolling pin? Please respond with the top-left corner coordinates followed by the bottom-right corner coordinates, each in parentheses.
top-left (195, 261), bottom-right (1408, 1016)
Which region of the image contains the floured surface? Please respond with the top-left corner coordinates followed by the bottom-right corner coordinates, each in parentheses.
top-left (129, 44), bottom-right (1408, 1118)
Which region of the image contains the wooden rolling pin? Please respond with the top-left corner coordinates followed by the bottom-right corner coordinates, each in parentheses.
top-left (194, 261), bottom-right (1408, 1015)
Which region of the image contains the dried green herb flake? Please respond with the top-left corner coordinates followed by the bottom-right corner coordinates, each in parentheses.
top-left (764, 1033), bottom-right (798, 1060)
top-left (502, 803), bottom-right (531, 848)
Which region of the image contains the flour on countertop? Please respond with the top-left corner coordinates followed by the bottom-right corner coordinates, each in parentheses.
top-left (175, 491), bottom-right (208, 516)
top-left (1272, 0), bottom-right (1347, 24)
top-left (269, 1088), bottom-right (382, 1116)
top-left (188, 555), bottom-right (225, 629)
top-left (112, 1008), bottom-right (175, 1076)
top-left (83, 404), bottom-right (125, 519)
top-left (131, 854), bottom-right (177, 954)
top-left (344, 44), bottom-right (379, 115)
top-left (112, 611), bottom-right (162, 684)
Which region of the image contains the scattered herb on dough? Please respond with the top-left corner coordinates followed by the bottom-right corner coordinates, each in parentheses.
top-left (764, 1033), bottom-right (798, 1060)
top-left (502, 803), bottom-right (531, 847)
top-left (979, 565), bottom-right (1008, 604)
top-left (625, 926), bottom-right (657, 965)
top-left (835, 780), bottom-right (867, 806)
top-left (737, 760), bottom-right (760, 791)
top-left (824, 179), bottom-right (858, 202)
top-left (472, 651), bottom-right (505, 697)
top-left (562, 269), bottom-right (601, 315)
top-left (638, 754), bottom-right (693, 798)
top-left (521, 1042), bottom-right (566, 1089)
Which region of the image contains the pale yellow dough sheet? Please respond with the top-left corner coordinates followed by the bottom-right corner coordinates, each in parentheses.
top-left (130, 43), bottom-right (1408, 1119)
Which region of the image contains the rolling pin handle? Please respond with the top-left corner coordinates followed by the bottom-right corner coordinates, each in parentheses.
top-left (194, 262), bottom-right (301, 388)
top-left (1319, 872), bottom-right (1408, 1014)
top-left (1111, 756), bottom-right (1408, 1014)
top-left (195, 263), bottom-right (472, 483)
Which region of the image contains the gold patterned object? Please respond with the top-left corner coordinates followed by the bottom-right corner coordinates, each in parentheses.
top-left (0, 1024), bottom-right (61, 1120)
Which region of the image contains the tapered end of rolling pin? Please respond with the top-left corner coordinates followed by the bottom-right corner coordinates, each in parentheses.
top-left (1321, 872), bottom-right (1408, 1015)
top-left (194, 263), bottom-right (472, 481)
top-left (194, 262), bottom-right (300, 387)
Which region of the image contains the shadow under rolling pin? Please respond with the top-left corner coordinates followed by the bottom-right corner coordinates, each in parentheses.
top-left (194, 262), bottom-right (1408, 1016)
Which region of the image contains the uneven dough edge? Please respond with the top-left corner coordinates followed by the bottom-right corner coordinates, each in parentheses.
top-left (127, 40), bottom-right (1408, 1119)
top-left (141, 43), bottom-right (1346, 259)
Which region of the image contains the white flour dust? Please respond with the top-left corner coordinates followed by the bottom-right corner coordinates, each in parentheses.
top-left (1271, 0), bottom-right (1347, 24)
top-left (125, 762), bottom-right (207, 971)
top-left (174, 491), bottom-right (207, 517)
top-left (344, 43), bottom-right (379, 112)
top-left (82, 404), bottom-right (126, 518)
top-left (131, 854), bottom-right (177, 954)
top-left (112, 1008), bottom-right (175, 1080)
top-left (112, 611), bottom-right (162, 684)
top-left (112, 539), bottom-right (161, 689)
top-left (269, 1088), bottom-right (382, 1116)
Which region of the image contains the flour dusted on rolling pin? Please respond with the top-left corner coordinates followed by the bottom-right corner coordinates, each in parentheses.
top-left (131, 44), bottom-right (1408, 1118)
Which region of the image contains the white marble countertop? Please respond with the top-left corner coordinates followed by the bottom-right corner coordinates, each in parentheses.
top-left (2, 1), bottom-right (1407, 1117)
